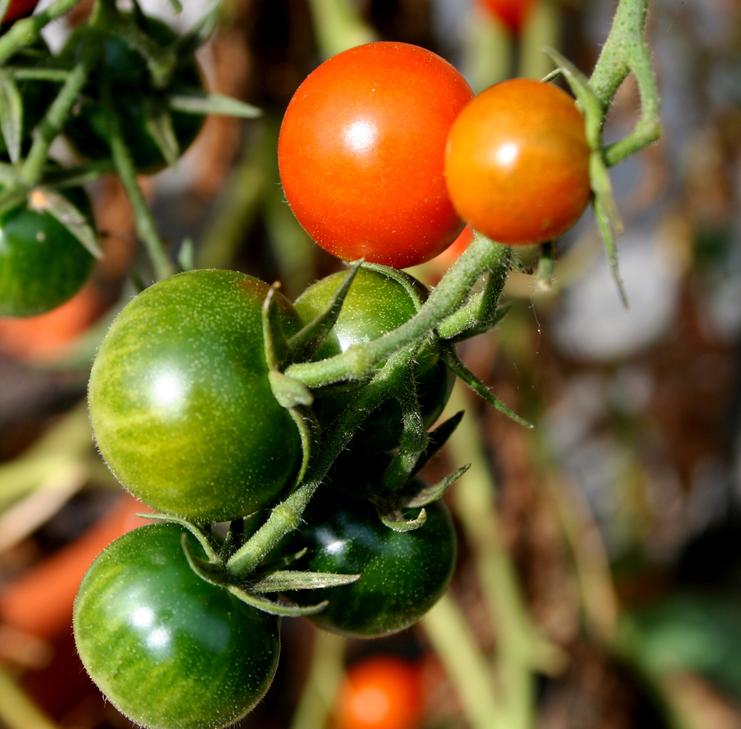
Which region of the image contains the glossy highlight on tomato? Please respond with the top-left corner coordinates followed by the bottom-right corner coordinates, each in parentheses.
top-left (63, 15), bottom-right (205, 172)
top-left (292, 490), bottom-right (457, 637)
top-left (445, 78), bottom-right (591, 245)
top-left (88, 269), bottom-right (302, 522)
top-left (294, 267), bottom-right (453, 451)
top-left (278, 42), bottom-right (473, 268)
top-left (336, 656), bottom-right (424, 729)
top-left (0, 187), bottom-right (94, 317)
top-left (74, 524), bottom-right (280, 729)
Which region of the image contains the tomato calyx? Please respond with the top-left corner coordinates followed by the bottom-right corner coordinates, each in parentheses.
top-left (139, 512), bottom-right (360, 618)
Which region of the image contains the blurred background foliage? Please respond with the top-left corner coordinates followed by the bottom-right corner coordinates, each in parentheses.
top-left (0, 0), bottom-right (739, 728)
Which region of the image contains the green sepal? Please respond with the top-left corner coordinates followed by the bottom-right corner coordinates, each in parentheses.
top-left (180, 533), bottom-right (229, 586)
top-left (536, 241), bottom-right (555, 290)
top-left (249, 570), bottom-right (360, 592)
top-left (446, 303), bottom-right (511, 343)
top-left (0, 188), bottom-right (29, 217)
top-left (262, 283), bottom-right (290, 370)
top-left (269, 371), bottom-right (313, 408)
top-left (219, 518), bottom-right (246, 560)
top-left (403, 464), bottom-right (470, 509)
top-left (286, 405), bottom-right (317, 485)
top-left (288, 260), bottom-right (362, 362)
top-left (169, 91), bottom-right (261, 119)
top-left (32, 187), bottom-right (102, 259)
top-left (140, 512), bottom-right (219, 562)
top-left (410, 410), bottom-right (465, 474)
top-left (142, 98), bottom-right (180, 166)
top-left (360, 262), bottom-right (426, 309)
top-left (378, 506), bottom-right (427, 533)
top-left (227, 584), bottom-right (330, 617)
top-left (0, 70), bottom-right (23, 163)
top-left (442, 346), bottom-right (533, 429)
top-left (544, 47), bottom-right (627, 307)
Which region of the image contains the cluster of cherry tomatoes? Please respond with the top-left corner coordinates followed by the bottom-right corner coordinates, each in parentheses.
top-left (0, 6), bottom-right (592, 727)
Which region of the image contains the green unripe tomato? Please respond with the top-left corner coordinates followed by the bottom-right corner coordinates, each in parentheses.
top-left (291, 489), bottom-right (457, 637)
top-left (294, 268), bottom-right (453, 451)
top-left (74, 524), bottom-right (280, 729)
top-left (0, 186), bottom-right (94, 317)
top-left (88, 269), bottom-right (302, 521)
top-left (63, 15), bottom-right (205, 172)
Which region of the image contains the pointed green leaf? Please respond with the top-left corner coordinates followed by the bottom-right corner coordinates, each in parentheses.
top-left (268, 371), bottom-right (313, 409)
top-left (169, 91), bottom-right (261, 119)
top-left (140, 512), bottom-right (219, 562)
top-left (32, 187), bottom-right (102, 259)
top-left (250, 570), bottom-right (360, 592)
top-left (262, 284), bottom-right (290, 370)
top-left (443, 347), bottom-right (533, 429)
top-left (143, 98), bottom-right (180, 166)
top-left (410, 410), bottom-right (465, 475)
top-left (286, 405), bottom-right (316, 486)
top-left (379, 507), bottom-right (427, 533)
top-left (288, 261), bottom-right (362, 362)
top-left (227, 584), bottom-right (329, 617)
top-left (0, 70), bottom-right (23, 163)
top-left (180, 533), bottom-right (229, 587)
top-left (361, 262), bottom-right (426, 308)
top-left (404, 464), bottom-right (470, 508)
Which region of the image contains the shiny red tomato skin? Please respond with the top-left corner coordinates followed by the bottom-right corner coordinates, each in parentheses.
top-left (336, 656), bottom-right (424, 729)
top-left (479, 0), bottom-right (535, 34)
top-left (445, 78), bottom-right (591, 245)
top-left (278, 42), bottom-right (473, 268)
top-left (1, 0), bottom-right (38, 24)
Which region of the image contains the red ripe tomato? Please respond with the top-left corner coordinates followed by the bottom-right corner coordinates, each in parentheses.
top-left (2, 0), bottom-right (38, 23)
top-left (479, 0), bottom-right (535, 35)
top-left (278, 42), bottom-right (473, 269)
top-left (445, 78), bottom-right (591, 245)
top-left (335, 656), bottom-right (424, 729)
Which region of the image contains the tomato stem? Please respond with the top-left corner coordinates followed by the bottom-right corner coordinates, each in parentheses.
top-left (284, 235), bottom-right (511, 388)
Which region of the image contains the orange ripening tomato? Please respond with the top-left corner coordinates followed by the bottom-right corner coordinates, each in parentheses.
top-left (1, 0), bottom-right (38, 23)
top-left (335, 656), bottom-right (424, 729)
top-left (279, 42), bottom-right (473, 269)
top-left (0, 283), bottom-right (101, 363)
top-left (445, 78), bottom-right (591, 246)
top-left (429, 225), bottom-right (474, 275)
top-left (479, 0), bottom-right (535, 35)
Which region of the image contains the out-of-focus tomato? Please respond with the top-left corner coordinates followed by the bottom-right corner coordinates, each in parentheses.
top-left (336, 656), bottom-right (424, 729)
top-left (479, 0), bottom-right (535, 35)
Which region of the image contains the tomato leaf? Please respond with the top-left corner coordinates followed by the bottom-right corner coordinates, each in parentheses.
top-left (0, 70), bottom-right (23, 163)
top-left (288, 260), bottom-right (362, 362)
top-left (404, 464), bottom-right (470, 508)
top-left (169, 91), bottom-right (261, 119)
top-left (142, 98), bottom-right (180, 166)
top-left (31, 187), bottom-right (102, 259)
top-left (378, 506), bottom-right (427, 533)
top-left (227, 584), bottom-right (330, 617)
top-left (442, 346), bottom-right (533, 429)
top-left (250, 570), bottom-right (360, 592)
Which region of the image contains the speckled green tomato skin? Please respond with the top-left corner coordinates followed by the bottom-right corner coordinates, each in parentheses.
top-left (74, 524), bottom-right (280, 729)
top-left (292, 491), bottom-right (457, 637)
top-left (88, 269), bottom-right (302, 521)
top-left (63, 16), bottom-right (204, 172)
top-left (0, 187), bottom-right (94, 317)
top-left (294, 268), bottom-right (453, 451)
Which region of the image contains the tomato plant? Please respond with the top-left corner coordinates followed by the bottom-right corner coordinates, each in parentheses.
top-left (445, 78), bottom-right (591, 245)
top-left (88, 269), bottom-right (302, 522)
top-left (291, 491), bottom-right (457, 637)
top-left (74, 524), bottom-right (280, 729)
top-left (0, 186), bottom-right (94, 317)
top-left (63, 15), bottom-right (205, 172)
top-left (479, 0), bottom-right (535, 35)
top-left (278, 41), bottom-right (473, 268)
top-left (294, 267), bottom-right (453, 451)
top-left (336, 656), bottom-right (424, 729)
top-left (1, 0), bottom-right (38, 24)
